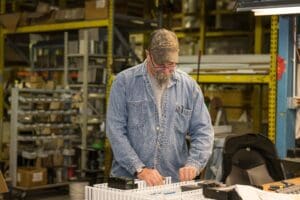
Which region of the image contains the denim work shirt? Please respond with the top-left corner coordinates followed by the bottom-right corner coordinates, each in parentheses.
top-left (106, 61), bottom-right (214, 182)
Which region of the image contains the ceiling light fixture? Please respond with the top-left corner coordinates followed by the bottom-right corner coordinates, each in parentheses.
top-left (236, 0), bottom-right (300, 16)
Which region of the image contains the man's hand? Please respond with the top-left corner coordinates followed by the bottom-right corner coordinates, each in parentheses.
top-left (137, 168), bottom-right (164, 186)
top-left (179, 166), bottom-right (198, 182)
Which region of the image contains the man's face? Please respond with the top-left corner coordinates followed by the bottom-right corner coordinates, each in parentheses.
top-left (148, 53), bottom-right (176, 86)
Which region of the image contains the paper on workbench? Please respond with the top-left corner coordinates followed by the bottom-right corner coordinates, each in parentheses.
top-left (235, 185), bottom-right (300, 200)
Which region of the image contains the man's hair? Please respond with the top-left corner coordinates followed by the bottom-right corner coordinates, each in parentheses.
top-left (148, 28), bottom-right (179, 51)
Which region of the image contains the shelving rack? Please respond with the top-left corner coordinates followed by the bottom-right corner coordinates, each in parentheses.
top-left (0, 0), bottom-right (159, 182)
top-left (10, 88), bottom-right (80, 188)
top-left (64, 29), bottom-right (107, 174)
top-left (0, 2), bottom-right (114, 185)
top-left (170, 1), bottom-right (276, 139)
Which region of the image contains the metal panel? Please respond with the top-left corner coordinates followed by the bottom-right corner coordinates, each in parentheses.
top-left (276, 16), bottom-right (296, 158)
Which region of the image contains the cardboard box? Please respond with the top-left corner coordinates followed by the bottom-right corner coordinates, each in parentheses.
top-left (0, 172), bottom-right (8, 193)
top-left (0, 13), bottom-right (21, 32)
top-left (49, 102), bottom-right (61, 110)
top-left (53, 154), bottom-right (64, 167)
top-left (18, 12), bottom-right (30, 27)
top-left (115, 0), bottom-right (144, 17)
top-left (45, 80), bottom-right (56, 90)
top-left (27, 2), bottom-right (55, 25)
top-left (85, 0), bottom-right (108, 20)
top-left (55, 8), bottom-right (84, 22)
top-left (17, 167), bottom-right (47, 188)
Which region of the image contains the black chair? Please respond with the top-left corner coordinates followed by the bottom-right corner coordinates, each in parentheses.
top-left (221, 133), bottom-right (285, 186)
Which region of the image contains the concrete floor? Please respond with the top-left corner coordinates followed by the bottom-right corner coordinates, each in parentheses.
top-left (28, 189), bottom-right (70, 200)
top-left (31, 194), bottom-right (69, 200)
top-left (30, 194), bottom-right (70, 200)
top-left (9, 188), bottom-right (71, 200)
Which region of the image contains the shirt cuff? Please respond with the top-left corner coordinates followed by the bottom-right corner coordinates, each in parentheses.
top-left (185, 160), bottom-right (204, 176)
top-left (129, 162), bottom-right (145, 176)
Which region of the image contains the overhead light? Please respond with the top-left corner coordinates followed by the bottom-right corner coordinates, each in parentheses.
top-left (236, 0), bottom-right (300, 16)
top-left (253, 6), bottom-right (300, 16)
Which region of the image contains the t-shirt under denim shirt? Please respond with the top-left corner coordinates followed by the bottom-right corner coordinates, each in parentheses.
top-left (106, 61), bottom-right (214, 182)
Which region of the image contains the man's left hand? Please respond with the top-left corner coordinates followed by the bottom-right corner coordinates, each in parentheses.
top-left (179, 166), bottom-right (197, 182)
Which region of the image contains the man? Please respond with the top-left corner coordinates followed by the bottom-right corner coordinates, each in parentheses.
top-left (106, 28), bottom-right (214, 186)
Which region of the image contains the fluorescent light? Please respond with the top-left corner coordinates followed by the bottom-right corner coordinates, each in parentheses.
top-left (236, 0), bottom-right (300, 16)
top-left (253, 6), bottom-right (300, 16)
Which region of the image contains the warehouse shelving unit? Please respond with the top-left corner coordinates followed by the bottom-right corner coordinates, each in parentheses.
top-left (192, 16), bottom-right (276, 140)
top-left (64, 29), bottom-right (107, 175)
top-left (172, 1), bottom-right (275, 137)
top-left (0, 1), bottom-right (114, 186)
top-left (10, 88), bottom-right (80, 188)
top-left (173, 1), bottom-right (265, 55)
top-left (0, 0), bottom-right (159, 182)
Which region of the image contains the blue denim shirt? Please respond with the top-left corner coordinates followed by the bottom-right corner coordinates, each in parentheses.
top-left (106, 61), bottom-right (214, 182)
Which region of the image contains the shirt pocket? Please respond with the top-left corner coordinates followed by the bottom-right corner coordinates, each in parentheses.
top-left (174, 105), bottom-right (192, 134)
top-left (127, 100), bottom-right (146, 127)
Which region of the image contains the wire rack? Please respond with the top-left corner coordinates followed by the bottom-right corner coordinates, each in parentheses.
top-left (85, 178), bottom-right (214, 200)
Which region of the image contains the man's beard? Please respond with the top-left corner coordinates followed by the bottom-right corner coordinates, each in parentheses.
top-left (154, 71), bottom-right (173, 87)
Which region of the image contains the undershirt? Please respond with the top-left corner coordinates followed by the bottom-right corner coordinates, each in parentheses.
top-left (148, 73), bottom-right (168, 120)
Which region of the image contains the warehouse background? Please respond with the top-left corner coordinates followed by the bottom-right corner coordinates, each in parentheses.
top-left (0, 0), bottom-right (299, 199)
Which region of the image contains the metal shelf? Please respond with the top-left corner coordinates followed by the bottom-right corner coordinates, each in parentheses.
top-left (175, 30), bottom-right (252, 39)
top-left (67, 53), bottom-right (84, 57)
top-left (209, 10), bottom-right (236, 15)
top-left (206, 31), bottom-right (252, 37)
top-left (18, 96), bottom-right (72, 103)
top-left (18, 135), bottom-right (79, 141)
top-left (190, 74), bottom-right (270, 84)
top-left (19, 109), bottom-right (78, 115)
top-left (32, 67), bottom-right (79, 71)
top-left (18, 123), bottom-right (76, 129)
top-left (18, 88), bottom-right (74, 93)
top-left (88, 93), bottom-right (106, 99)
top-left (3, 19), bottom-right (109, 34)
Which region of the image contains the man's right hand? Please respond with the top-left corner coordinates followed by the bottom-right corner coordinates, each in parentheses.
top-left (137, 168), bottom-right (164, 186)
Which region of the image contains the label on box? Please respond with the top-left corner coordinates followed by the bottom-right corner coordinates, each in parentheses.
top-left (32, 172), bottom-right (43, 182)
top-left (96, 0), bottom-right (105, 8)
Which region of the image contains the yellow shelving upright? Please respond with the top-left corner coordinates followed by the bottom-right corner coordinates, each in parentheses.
top-left (268, 16), bottom-right (278, 142)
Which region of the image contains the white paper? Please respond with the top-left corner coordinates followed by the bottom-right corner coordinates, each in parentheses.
top-left (235, 185), bottom-right (300, 200)
top-left (32, 172), bottom-right (43, 182)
